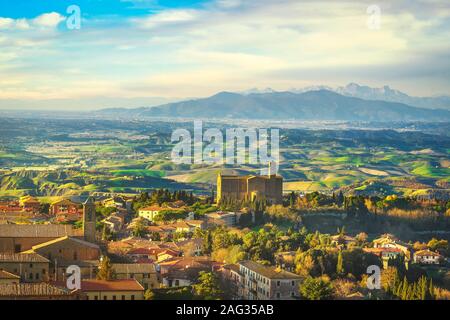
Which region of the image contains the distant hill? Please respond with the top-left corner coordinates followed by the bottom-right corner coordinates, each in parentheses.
top-left (335, 83), bottom-right (450, 110)
top-left (99, 90), bottom-right (450, 121)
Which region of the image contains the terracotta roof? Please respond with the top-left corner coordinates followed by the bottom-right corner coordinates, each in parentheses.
top-left (139, 206), bottom-right (163, 212)
top-left (0, 283), bottom-right (73, 297)
top-left (112, 263), bottom-right (156, 274)
top-left (415, 250), bottom-right (443, 257)
top-left (0, 253), bottom-right (49, 263)
top-left (78, 279), bottom-right (144, 292)
top-left (24, 236), bottom-right (100, 251)
top-left (239, 260), bottom-right (302, 280)
top-left (0, 270), bottom-right (20, 279)
top-left (0, 224), bottom-right (75, 238)
top-left (51, 199), bottom-right (79, 206)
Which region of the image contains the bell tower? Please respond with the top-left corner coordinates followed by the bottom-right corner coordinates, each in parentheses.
top-left (83, 196), bottom-right (96, 243)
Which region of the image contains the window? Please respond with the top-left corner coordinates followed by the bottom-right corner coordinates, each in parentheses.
top-left (103, 296), bottom-right (107, 300)
top-left (277, 281), bottom-right (280, 287)
top-left (175, 280), bottom-right (179, 286)
top-left (122, 295), bottom-right (125, 300)
top-left (291, 281), bottom-right (295, 286)
top-left (42, 269), bottom-right (46, 275)
top-left (131, 295), bottom-right (135, 300)
top-left (73, 252), bottom-right (78, 260)
top-left (276, 292), bottom-right (281, 299)
top-left (29, 273), bottom-right (33, 280)
top-left (94, 296), bottom-right (98, 300)
top-left (29, 263), bottom-right (33, 268)
top-left (36, 273), bottom-right (39, 280)
top-left (112, 296), bottom-right (116, 300)
top-left (291, 292), bottom-right (295, 297)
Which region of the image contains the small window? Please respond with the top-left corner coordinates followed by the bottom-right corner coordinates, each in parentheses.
top-left (36, 273), bottom-right (39, 280)
top-left (291, 281), bottom-right (295, 286)
top-left (29, 273), bottom-right (33, 280)
top-left (121, 295), bottom-right (125, 300)
top-left (42, 269), bottom-right (46, 275)
top-left (94, 296), bottom-right (98, 300)
top-left (29, 263), bottom-right (33, 268)
top-left (276, 292), bottom-right (281, 299)
top-left (112, 295), bottom-right (116, 300)
top-left (103, 296), bottom-right (107, 300)
top-left (277, 281), bottom-right (280, 287)
top-left (131, 295), bottom-right (135, 300)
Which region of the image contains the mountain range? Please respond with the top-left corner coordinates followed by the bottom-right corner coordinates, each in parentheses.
top-left (98, 87), bottom-right (450, 121)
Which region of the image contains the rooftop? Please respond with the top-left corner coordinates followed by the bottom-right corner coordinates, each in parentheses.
top-left (0, 283), bottom-right (73, 297)
top-left (76, 279), bottom-right (144, 292)
top-left (0, 270), bottom-right (20, 280)
top-left (0, 253), bottom-right (49, 263)
top-left (112, 263), bottom-right (156, 274)
top-left (239, 260), bottom-right (302, 280)
top-left (0, 224), bottom-right (75, 238)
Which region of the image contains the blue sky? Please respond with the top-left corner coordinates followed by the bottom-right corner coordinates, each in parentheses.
top-left (0, 0), bottom-right (449, 110)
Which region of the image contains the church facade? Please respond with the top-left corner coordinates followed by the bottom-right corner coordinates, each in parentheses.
top-left (216, 171), bottom-right (283, 204)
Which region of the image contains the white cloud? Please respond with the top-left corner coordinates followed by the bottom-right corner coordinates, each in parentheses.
top-left (32, 12), bottom-right (65, 28)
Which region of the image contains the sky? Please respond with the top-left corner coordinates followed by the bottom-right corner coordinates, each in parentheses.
top-left (0, 0), bottom-right (449, 110)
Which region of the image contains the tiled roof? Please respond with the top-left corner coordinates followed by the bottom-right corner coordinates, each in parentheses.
top-left (77, 279), bottom-right (144, 292)
top-left (0, 253), bottom-right (49, 263)
top-left (139, 206), bottom-right (163, 212)
top-left (0, 224), bottom-right (75, 238)
top-left (239, 260), bottom-right (302, 280)
top-left (0, 283), bottom-right (73, 297)
top-left (415, 250), bottom-right (442, 257)
top-left (0, 270), bottom-right (20, 279)
top-left (25, 236), bottom-right (100, 251)
top-left (112, 263), bottom-right (156, 274)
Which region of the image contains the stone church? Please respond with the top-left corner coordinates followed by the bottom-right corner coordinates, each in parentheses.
top-left (216, 164), bottom-right (283, 204)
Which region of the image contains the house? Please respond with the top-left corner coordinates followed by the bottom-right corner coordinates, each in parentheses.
top-left (331, 235), bottom-right (357, 248)
top-left (158, 256), bottom-right (217, 288)
top-left (112, 263), bottom-right (160, 290)
top-left (0, 253), bottom-right (50, 283)
top-left (0, 224), bottom-right (78, 253)
top-left (76, 279), bottom-right (144, 300)
top-left (175, 238), bottom-right (204, 256)
top-left (224, 260), bottom-right (301, 300)
top-left (138, 206), bottom-right (164, 222)
top-left (19, 196), bottom-right (41, 213)
top-left (206, 211), bottom-right (237, 227)
top-left (50, 199), bottom-right (82, 222)
top-left (126, 246), bottom-right (181, 263)
top-left (221, 264), bottom-right (243, 299)
top-left (372, 234), bottom-right (412, 260)
top-left (103, 214), bottom-right (124, 233)
top-left (21, 236), bottom-right (101, 280)
top-left (0, 270), bottom-right (21, 285)
top-left (413, 250), bottom-right (444, 265)
top-left (0, 283), bottom-right (78, 300)
top-left (102, 196), bottom-right (125, 209)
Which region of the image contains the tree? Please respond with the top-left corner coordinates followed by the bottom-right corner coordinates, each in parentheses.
top-left (132, 218), bottom-right (148, 238)
top-left (192, 271), bottom-right (223, 300)
top-left (336, 251), bottom-right (344, 276)
top-left (97, 255), bottom-right (114, 280)
top-left (299, 276), bottom-right (333, 300)
top-left (144, 289), bottom-right (155, 300)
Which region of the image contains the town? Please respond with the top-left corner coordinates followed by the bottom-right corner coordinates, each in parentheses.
top-left (0, 165), bottom-right (449, 300)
